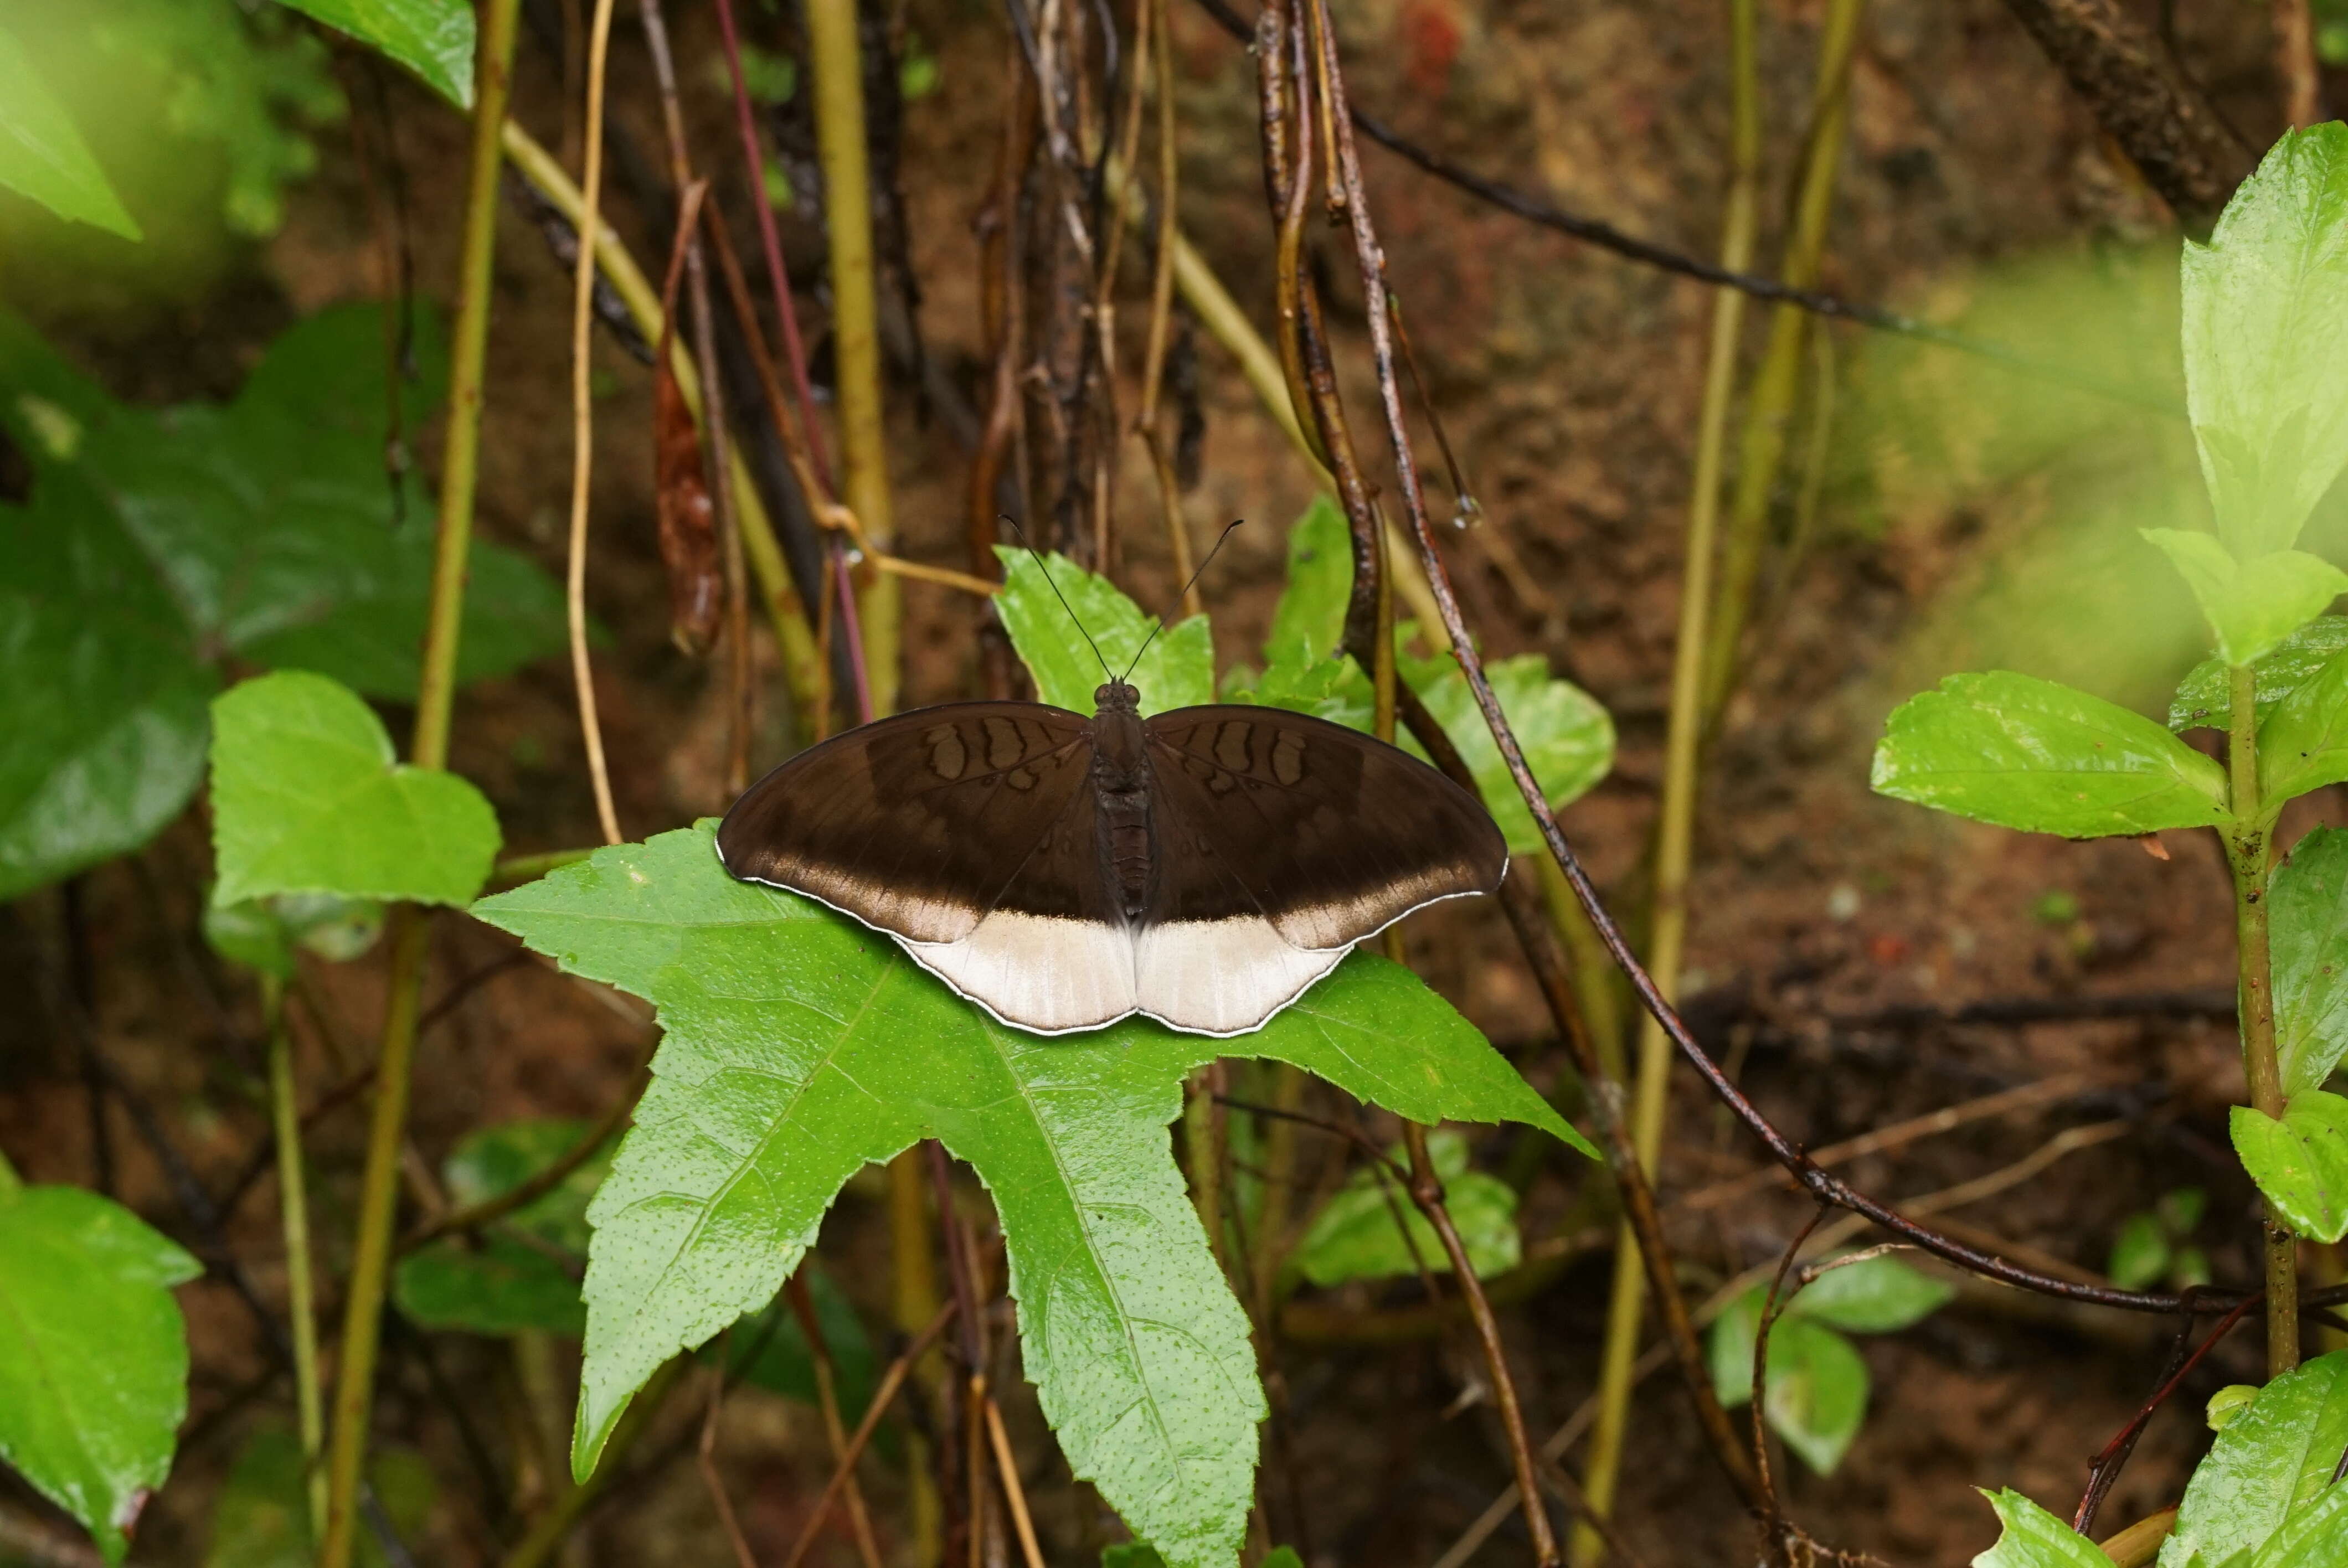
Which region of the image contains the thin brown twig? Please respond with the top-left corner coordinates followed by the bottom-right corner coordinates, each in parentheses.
top-left (1400, 1121), bottom-right (1559, 1566)
top-left (2073, 1291), bottom-right (2258, 1535)
top-left (780, 1298), bottom-right (960, 1568)
top-left (400, 1062), bottom-right (645, 1252)
top-left (638, 0), bottom-right (754, 795)
top-left (785, 1277), bottom-right (886, 1568)
top-left (698, 1361), bottom-right (762, 1568)
top-left (1676, 1073), bottom-right (2104, 1214)
top-left (982, 1395), bottom-right (1047, 1568)
top-left (564, 0), bottom-right (624, 847)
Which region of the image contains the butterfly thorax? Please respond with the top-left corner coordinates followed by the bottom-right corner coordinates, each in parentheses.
top-left (1090, 683), bottom-right (1156, 924)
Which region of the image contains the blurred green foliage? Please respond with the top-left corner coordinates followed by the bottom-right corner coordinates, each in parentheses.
top-left (0, 0), bottom-right (343, 320)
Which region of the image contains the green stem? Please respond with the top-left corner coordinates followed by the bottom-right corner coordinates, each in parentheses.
top-left (806, 0), bottom-right (900, 718)
top-left (1573, 3), bottom-right (1759, 1557)
top-left (264, 974), bottom-right (326, 1539)
top-left (2227, 661), bottom-right (2298, 1377)
top-left (319, 5), bottom-right (522, 1562)
top-left (0, 1148), bottom-right (19, 1199)
top-left (1697, 0), bottom-right (1865, 728)
top-left (1184, 1071), bottom-right (1227, 1276)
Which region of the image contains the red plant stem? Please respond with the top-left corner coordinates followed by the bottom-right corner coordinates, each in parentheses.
top-left (710, 0), bottom-right (833, 494)
top-left (2074, 1292), bottom-right (2260, 1532)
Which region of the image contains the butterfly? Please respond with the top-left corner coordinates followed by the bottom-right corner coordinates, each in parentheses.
top-left (715, 673), bottom-right (1506, 1036)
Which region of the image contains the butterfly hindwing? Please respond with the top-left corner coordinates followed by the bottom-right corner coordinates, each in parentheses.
top-left (1143, 706), bottom-right (1507, 950)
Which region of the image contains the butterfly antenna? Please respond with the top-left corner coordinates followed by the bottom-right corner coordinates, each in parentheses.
top-left (1120, 519), bottom-right (1243, 682)
top-left (1000, 514), bottom-right (1114, 681)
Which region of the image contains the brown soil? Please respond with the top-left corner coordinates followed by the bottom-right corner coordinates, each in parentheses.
top-left (7, 1), bottom-right (2343, 1566)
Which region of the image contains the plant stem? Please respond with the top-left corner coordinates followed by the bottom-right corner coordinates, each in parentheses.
top-left (500, 122), bottom-right (824, 729)
top-left (320, 6), bottom-right (521, 1561)
top-left (565, 0), bottom-right (625, 847)
top-left (1698, 0), bottom-right (1865, 727)
top-left (1402, 1122), bottom-right (1559, 1567)
top-left (1184, 1070), bottom-right (1228, 1276)
top-left (1575, 2), bottom-right (1759, 1555)
top-left (887, 1151), bottom-right (944, 1567)
top-left (0, 1148), bottom-right (18, 1198)
top-left (806, 0), bottom-right (901, 719)
top-left (2227, 660), bottom-right (2299, 1376)
top-left (264, 973), bottom-right (325, 1538)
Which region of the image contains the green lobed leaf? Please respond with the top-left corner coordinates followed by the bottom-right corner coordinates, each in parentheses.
top-left (2270, 828), bottom-right (2348, 1096)
top-left (0, 22), bottom-right (140, 239)
top-left (2260, 644), bottom-right (2348, 811)
top-left (473, 824), bottom-right (1585, 1568)
top-left (2160, 1349), bottom-right (2348, 1568)
top-left (1871, 671), bottom-right (2232, 837)
top-left (203, 893), bottom-right (386, 979)
top-left (2230, 1091), bottom-right (2348, 1243)
top-left (267, 0), bottom-right (475, 107)
top-left (0, 462), bottom-right (214, 901)
top-left (1788, 1254), bottom-right (1954, 1334)
top-left (1971, 1489), bottom-right (2114, 1568)
top-left (1290, 1129), bottom-right (1520, 1288)
top-left (0, 1184), bottom-right (203, 1565)
top-left (2108, 1211), bottom-right (2173, 1292)
top-left (993, 546), bottom-right (1212, 716)
top-left (209, 670), bottom-right (501, 909)
top-left (203, 1426), bottom-right (435, 1568)
top-left (2180, 124), bottom-right (2348, 560)
top-left (2141, 530), bottom-right (2348, 667)
top-left (2170, 617), bottom-right (2348, 732)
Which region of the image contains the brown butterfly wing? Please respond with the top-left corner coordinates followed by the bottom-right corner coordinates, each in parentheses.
top-left (1142, 705), bottom-right (1507, 951)
top-left (716, 702), bottom-right (1096, 945)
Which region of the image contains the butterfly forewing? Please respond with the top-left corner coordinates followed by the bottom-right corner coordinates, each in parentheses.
top-left (1142, 706), bottom-right (1507, 950)
top-left (717, 702), bottom-right (1095, 944)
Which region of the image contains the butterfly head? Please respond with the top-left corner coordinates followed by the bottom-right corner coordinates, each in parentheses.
top-left (1093, 680), bottom-right (1141, 716)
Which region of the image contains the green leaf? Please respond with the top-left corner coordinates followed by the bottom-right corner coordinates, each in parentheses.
top-left (1788, 1254), bottom-right (1953, 1334)
top-left (2168, 617), bottom-right (2348, 731)
top-left (0, 462), bottom-right (214, 901)
top-left (2108, 1211), bottom-right (2172, 1292)
top-left (1871, 672), bottom-right (2232, 837)
top-left (267, 0), bottom-right (475, 107)
top-left (203, 893), bottom-right (386, 979)
top-left (1972, 1489), bottom-right (2113, 1568)
top-left (2180, 124), bottom-right (2348, 559)
top-left (473, 824), bottom-right (1585, 1568)
top-left (0, 22), bottom-right (140, 239)
top-left (2230, 1092), bottom-right (2348, 1242)
top-left (1104, 1547), bottom-right (1169, 1568)
top-left (2141, 530), bottom-right (2348, 667)
top-left (203, 1426), bottom-right (435, 1568)
top-left (993, 546), bottom-right (1212, 716)
top-left (1763, 1317), bottom-right (1870, 1475)
top-left (2261, 646), bottom-right (2348, 813)
top-left (1290, 1129), bottom-right (1520, 1287)
top-left (80, 305), bottom-right (566, 702)
top-left (0, 1184), bottom-right (203, 1565)
top-left (1400, 652), bottom-right (1615, 853)
top-left (1706, 1293), bottom-right (1869, 1474)
top-left (1222, 654), bottom-right (1373, 731)
top-left (209, 670), bottom-right (501, 909)
top-left (392, 1117), bottom-right (616, 1337)
top-left (2271, 829), bottom-right (2348, 1096)
top-left (2249, 1481), bottom-right (2348, 1568)
top-left (2210, 1385), bottom-right (2261, 1432)
top-left (2161, 1350), bottom-right (2348, 1568)
top-left (1264, 496), bottom-right (1353, 669)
